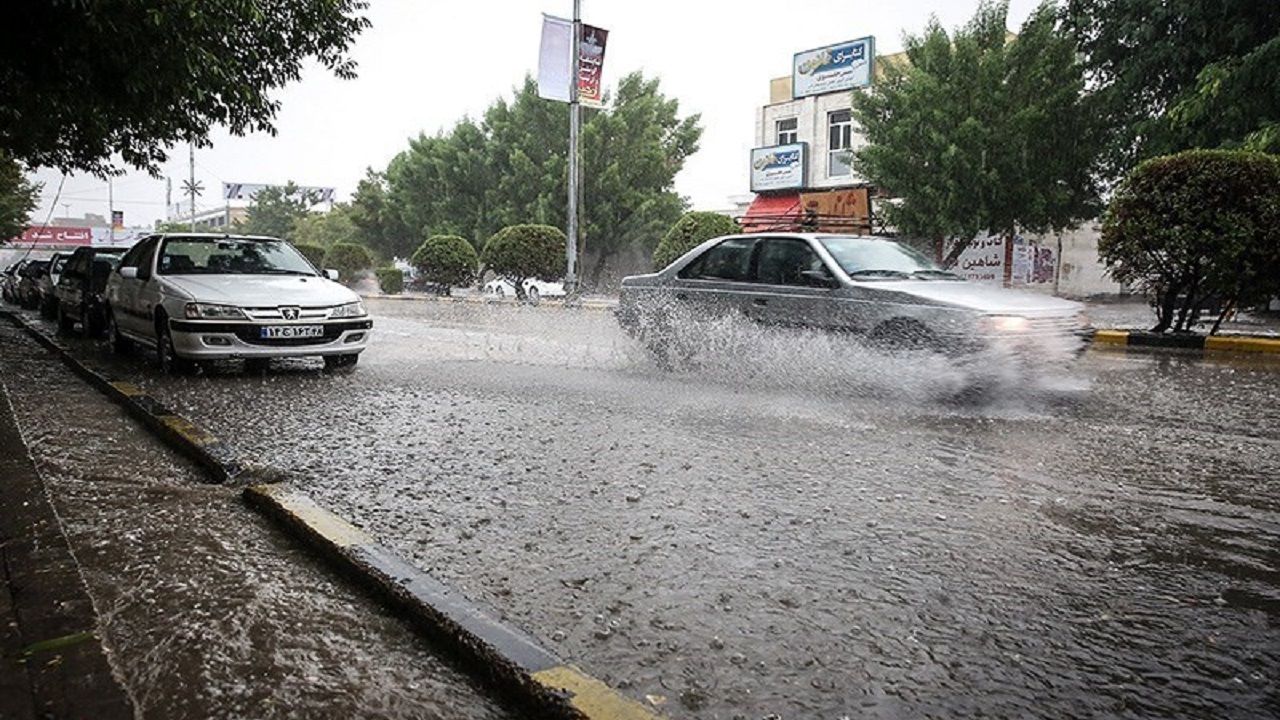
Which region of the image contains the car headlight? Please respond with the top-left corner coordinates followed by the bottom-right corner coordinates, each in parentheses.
top-left (982, 314), bottom-right (1030, 332)
top-left (329, 301), bottom-right (366, 318)
top-left (184, 302), bottom-right (246, 320)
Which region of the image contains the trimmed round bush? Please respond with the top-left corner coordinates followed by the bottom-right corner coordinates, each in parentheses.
top-left (1101, 149), bottom-right (1280, 332)
top-left (411, 234), bottom-right (479, 288)
top-left (322, 242), bottom-right (373, 283)
top-left (375, 266), bottom-right (404, 295)
top-left (652, 211), bottom-right (739, 270)
top-left (480, 224), bottom-right (566, 283)
top-left (292, 242), bottom-right (327, 270)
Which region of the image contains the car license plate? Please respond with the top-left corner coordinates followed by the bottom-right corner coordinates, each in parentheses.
top-left (260, 325), bottom-right (323, 339)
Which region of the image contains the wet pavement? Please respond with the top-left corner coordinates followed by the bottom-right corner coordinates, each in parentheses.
top-left (10, 298), bottom-right (1280, 719)
top-left (0, 322), bottom-right (516, 719)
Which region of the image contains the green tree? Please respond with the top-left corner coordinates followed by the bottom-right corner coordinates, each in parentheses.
top-left (1063, 0), bottom-right (1280, 179)
top-left (652, 212), bottom-right (739, 270)
top-left (238, 183), bottom-right (317, 239)
top-left (852, 1), bottom-right (1099, 264)
top-left (292, 205), bottom-right (358, 249)
top-left (0, 1), bottom-right (368, 175)
top-left (1100, 150), bottom-right (1280, 333)
top-left (349, 169), bottom-right (413, 260)
top-left (374, 267), bottom-right (404, 295)
top-left (480, 224), bottom-right (565, 301)
top-left (322, 242), bottom-right (373, 284)
top-left (383, 73), bottom-right (700, 288)
top-left (410, 234), bottom-right (479, 290)
top-left (0, 152), bottom-right (39, 241)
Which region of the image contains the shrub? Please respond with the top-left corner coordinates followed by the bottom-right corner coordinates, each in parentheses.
top-left (321, 242), bottom-right (373, 284)
top-left (652, 211), bottom-right (739, 270)
top-left (480, 224), bottom-right (565, 300)
top-left (292, 242), bottom-right (327, 270)
top-left (374, 266), bottom-right (404, 295)
top-left (410, 234), bottom-right (478, 288)
top-left (1101, 149), bottom-right (1280, 333)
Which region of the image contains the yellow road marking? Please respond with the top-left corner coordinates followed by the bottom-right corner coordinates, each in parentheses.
top-left (1205, 335), bottom-right (1280, 355)
top-left (109, 381), bottom-right (147, 397)
top-left (1092, 330), bottom-right (1129, 345)
top-left (532, 665), bottom-right (661, 720)
top-left (250, 485), bottom-right (373, 548)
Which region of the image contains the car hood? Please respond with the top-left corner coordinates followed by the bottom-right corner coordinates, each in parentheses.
top-left (160, 275), bottom-right (358, 307)
top-left (868, 280), bottom-right (1082, 315)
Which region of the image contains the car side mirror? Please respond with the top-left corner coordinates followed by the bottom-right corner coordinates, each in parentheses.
top-left (800, 269), bottom-right (838, 288)
top-left (118, 266), bottom-right (138, 279)
top-left (324, 269), bottom-right (339, 281)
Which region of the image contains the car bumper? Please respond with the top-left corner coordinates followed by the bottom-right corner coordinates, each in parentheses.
top-left (169, 319), bottom-right (373, 359)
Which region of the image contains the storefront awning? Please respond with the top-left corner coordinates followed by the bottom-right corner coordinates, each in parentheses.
top-left (739, 194), bottom-right (801, 233)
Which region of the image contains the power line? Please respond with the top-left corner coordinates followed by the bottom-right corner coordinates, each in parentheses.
top-left (17, 174), bottom-right (67, 261)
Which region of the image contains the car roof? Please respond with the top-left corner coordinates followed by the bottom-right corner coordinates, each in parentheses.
top-left (730, 232), bottom-right (887, 242)
top-left (154, 232), bottom-right (283, 241)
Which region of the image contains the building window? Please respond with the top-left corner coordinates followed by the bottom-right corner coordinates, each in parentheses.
top-left (827, 109), bottom-right (852, 177)
top-left (775, 117), bottom-right (798, 146)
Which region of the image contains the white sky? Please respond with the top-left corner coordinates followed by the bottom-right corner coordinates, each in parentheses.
top-left (29, 0), bottom-right (1039, 227)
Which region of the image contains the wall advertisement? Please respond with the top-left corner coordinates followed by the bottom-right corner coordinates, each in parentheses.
top-left (793, 37), bottom-right (874, 98)
top-left (750, 143), bottom-right (807, 192)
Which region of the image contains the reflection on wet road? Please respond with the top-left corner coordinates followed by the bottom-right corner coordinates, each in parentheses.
top-left (19, 299), bottom-right (1280, 719)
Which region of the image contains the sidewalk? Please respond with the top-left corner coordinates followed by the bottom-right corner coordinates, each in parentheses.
top-left (0, 382), bottom-right (134, 720)
top-left (1085, 298), bottom-right (1280, 337)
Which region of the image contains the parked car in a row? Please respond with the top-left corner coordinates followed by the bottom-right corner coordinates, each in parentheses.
top-left (617, 232), bottom-right (1092, 368)
top-left (53, 246), bottom-right (131, 336)
top-left (483, 277), bottom-right (566, 304)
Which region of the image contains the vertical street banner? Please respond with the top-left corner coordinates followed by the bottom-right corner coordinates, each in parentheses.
top-left (538, 15), bottom-right (572, 103)
top-left (578, 24), bottom-right (608, 108)
top-left (537, 14), bottom-right (609, 106)
top-left (111, 210), bottom-right (124, 229)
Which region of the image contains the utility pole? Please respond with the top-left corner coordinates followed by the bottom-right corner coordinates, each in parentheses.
top-left (108, 179), bottom-right (115, 242)
top-left (188, 143), bottom-right (196, 231)
top-left (565, 0), bottom-right (581, 297)
top-left (165, 177), bottom-right (172, 221)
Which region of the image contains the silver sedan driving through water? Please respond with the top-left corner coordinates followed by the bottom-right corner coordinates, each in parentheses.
top-left (616, 233), bottom-right (1092, 368)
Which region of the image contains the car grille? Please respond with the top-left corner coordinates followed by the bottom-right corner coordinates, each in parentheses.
top-left (171, 319), bottom-right (372, 346)
top-left (1027, 315), bottom-right (1085, 335)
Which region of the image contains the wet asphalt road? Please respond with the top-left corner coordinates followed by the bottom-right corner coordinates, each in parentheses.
top-left (16, 298), bottom-right (1280, 719)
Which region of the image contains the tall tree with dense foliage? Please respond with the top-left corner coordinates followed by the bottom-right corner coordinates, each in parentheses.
top-left (349, 170), bottom-right (413, 260)
top-left (238, 184), bottom-right (318, 240)
top-left (0, 0), bottom-right (369, 175)
top-left (852, 1), bottom-right (1099, 263)
top-left (1100, 150), bottom-right (1280, 334)
top-left (292, 205), bottom-right (358, 250)
top-left (1063, 0), bottom-right (1280, 179)
top-left (0, 152), bottom-right (39, 241)
top-left (383, 73), bottom-right (700, 288)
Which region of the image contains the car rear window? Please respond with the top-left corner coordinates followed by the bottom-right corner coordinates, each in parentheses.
top-left (678, 237), bottom-right (757, 281)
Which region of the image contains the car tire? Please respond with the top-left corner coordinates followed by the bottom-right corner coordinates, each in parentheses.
top-left (323, 353), bottom-right (359, 371)
top-left (56, 304), bottom-right (74, 334)
top-left (244, 358), bottom-right (271, 374)
top-left (107, 309), bottom-right (132, 354)
top-left (156, 317), bottom-right (194, 375)
top-left (526, 286), bottom-right (541, 305)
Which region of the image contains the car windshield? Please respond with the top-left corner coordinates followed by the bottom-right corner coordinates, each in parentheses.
top-left (818, 236), bottom-right (959, 280)
top-left (157, 237), bottom-right (316, 276)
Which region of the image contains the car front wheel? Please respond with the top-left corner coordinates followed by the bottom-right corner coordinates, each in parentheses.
top-left (107, 310), bottom-right (132, 354)
top-left (157, 319), bottom-right (194, 375)
top-left (56, 304), bottom-right (74, 333)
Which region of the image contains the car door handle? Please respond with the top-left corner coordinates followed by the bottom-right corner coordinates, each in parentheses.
top-left (752, 298), bottom-right (768, 306)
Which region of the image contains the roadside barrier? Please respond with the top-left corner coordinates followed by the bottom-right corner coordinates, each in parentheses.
top-left (1092, 328), bottom-right (1280, 355)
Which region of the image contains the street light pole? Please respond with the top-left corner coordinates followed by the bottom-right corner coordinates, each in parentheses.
top-left (565, 0), bottom-right (581, 298)
top-left (188, 143), bottom-right (196, 232)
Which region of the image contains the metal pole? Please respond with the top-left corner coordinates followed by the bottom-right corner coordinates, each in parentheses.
top-left (108, 179), bottom-right (115, 242)
top-left (565, 0), bottom-right (581, 296)
top-left (188, 143), bottom-right (196, 232)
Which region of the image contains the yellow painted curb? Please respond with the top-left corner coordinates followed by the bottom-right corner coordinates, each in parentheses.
top-left (109, 381), bottom-right (147, 398)
top-left (157, 414), bottom-right (219, 447)
top-left (1092, 330), bottom-right (1129, 345)
top-left (249, 484), bottom-right (373, 549)
top-left (1205, 335), bottom-right (1280, 355)
top-left (532, 665), bottom-right (662, 720)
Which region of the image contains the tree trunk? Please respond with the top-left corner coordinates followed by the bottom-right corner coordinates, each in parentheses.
top-left (1209, 298), bottom-right (1235, 336)
top-left (588, 250), bottom-right (612, 291)
top-left (1152, 285), bottom-right (1178, 333)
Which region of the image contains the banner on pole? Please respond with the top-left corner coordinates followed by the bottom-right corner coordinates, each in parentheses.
top-left (111, 210), bottom-right (124, 230)
top-left (221, 183), bottom-right (335, 204)
top-left (578, 24), bottom-right (608, 108)
top-left (537, 14), bottom-right (609, 107)
top-left (538, 15), bottom-right (572, 102)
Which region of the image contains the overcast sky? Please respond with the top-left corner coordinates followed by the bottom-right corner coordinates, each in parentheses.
top-left (29, 0), bottom-right (1039, 227)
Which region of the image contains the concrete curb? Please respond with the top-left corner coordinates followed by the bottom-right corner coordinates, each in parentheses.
top-left (243, 484), bottom-right (661, 720)
top-left (0, 310), bottom-right (241, 483)
top-left (1092, 328), bottom-right (1280, 355)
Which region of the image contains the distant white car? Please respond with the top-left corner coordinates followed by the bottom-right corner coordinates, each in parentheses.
top-left (483, 277), bottom-right (565, 304)
top-left (104, 233), bottom-right (372, 373)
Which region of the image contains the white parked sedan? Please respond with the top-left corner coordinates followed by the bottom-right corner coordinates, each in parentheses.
top-left (483, 277), bottom-right (565, 304)
top-left (105, 233), bottom-right (371, 373)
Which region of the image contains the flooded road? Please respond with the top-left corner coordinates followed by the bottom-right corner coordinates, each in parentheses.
top-left (15, 298), bottom-right (1280, 719)
top-left (0, 322), bottom-right (516, 719)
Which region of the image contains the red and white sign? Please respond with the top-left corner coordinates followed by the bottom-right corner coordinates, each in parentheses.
top-left (11, 226), bottom-right (93, 246)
